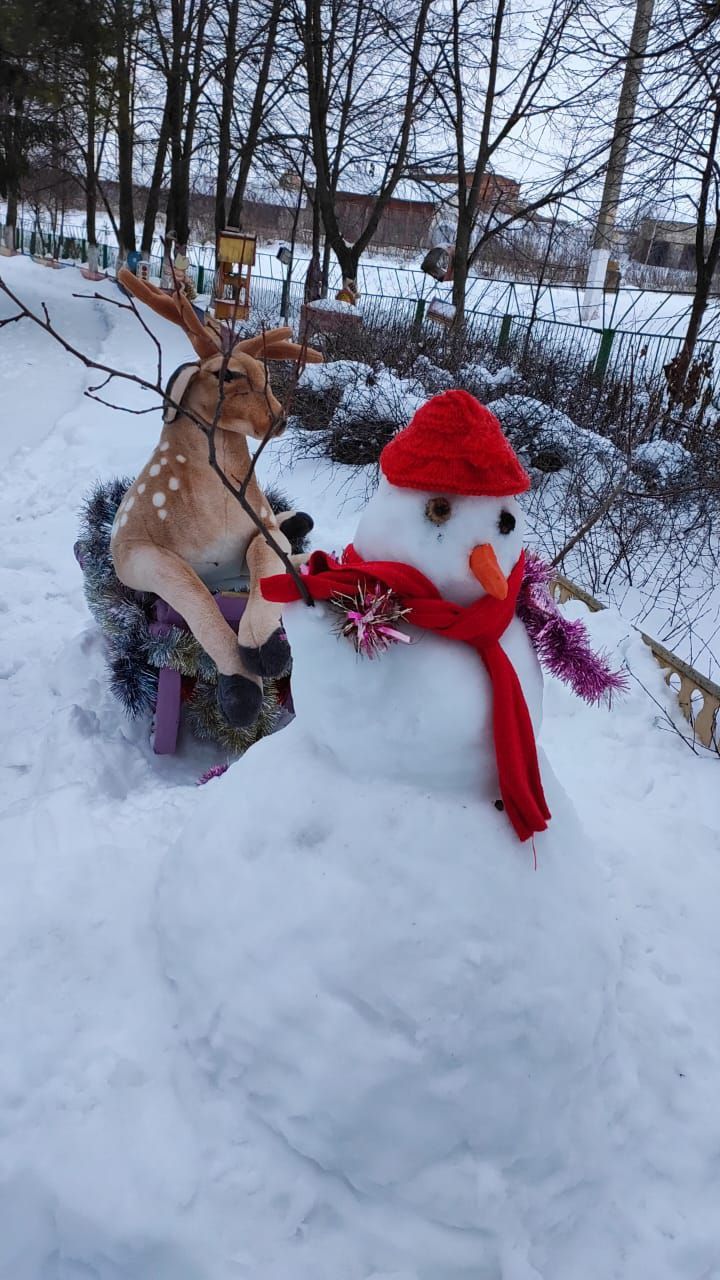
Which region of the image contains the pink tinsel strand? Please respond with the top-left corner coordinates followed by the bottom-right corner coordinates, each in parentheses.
top-left (332, 584), bottom-right (412, 659)
top-left (518, 552), bottom-right (628, 705)
top-left (197, 763), bottom-right (230, 785)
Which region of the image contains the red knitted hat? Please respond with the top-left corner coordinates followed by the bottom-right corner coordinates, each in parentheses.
top-left (380, 389), bottom-right (529, 497)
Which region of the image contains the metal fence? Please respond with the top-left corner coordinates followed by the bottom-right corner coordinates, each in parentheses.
top-left (1, 220), bottom-right (220, 293)
top-left (3, 219), bottom-right (719, 395)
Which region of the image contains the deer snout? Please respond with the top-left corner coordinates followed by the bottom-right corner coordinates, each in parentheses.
top-left (270, 412), bottom-right (288, 438)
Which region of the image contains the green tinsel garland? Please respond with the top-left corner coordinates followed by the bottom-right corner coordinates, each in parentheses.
top-left (75, 477), bottom-right (301, 753)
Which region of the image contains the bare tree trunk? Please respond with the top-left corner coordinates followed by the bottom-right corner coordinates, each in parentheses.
top-left (4, 186), bottom-right (18, 250)
top-left (302, 0), bottom-right (433, 283)
top-left (451, 215), bottom-right (472, 323)
top-left (84, 63), bottom-right (98, 267)
top-left (281, 140), bottom-right (308, 321)
top-left (176, 0), bottom-right (208, 247)
top-left (321, 236), bottom-right (332, 293)
top-left (522, 203), bottom-right (561, 355)
top-left (141, 97), bottom-right (172, 255)
top-left (214, 0), bottom-right (240, 240)
top-left (2, 85), bottom-right (24, 250)
top-left (450, 0), bottom-right (505, 325)
top-left (582, 0), bottom-right (655, 317)
top-left (227, 0), bottom-right (283, 227)
top-left (165, 0), bottom-right (187, 243)
top-left (665, 99), bottom-right (720, 403)
top-left (115, 3), bottom-right (136, 260)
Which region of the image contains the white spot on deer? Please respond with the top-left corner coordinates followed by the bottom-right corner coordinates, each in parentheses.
top-left (124, 495), bottom-right (135, 511)
top-left (120, 513), bottom-right (128, 526)
top-left (153, 491), bottom-right (166, 507)
top-left (161, 457), bottom-right (168, 466)
top-left (138, 483), bottom-right (146, 494)
top-left (168, 476), bottom-right (180, 491)
top-left (159, 440), bottom-right (169, 451)
top-left (110, 524), bottom-right (118, 540)
top-left (158, 508), bottom-right (168, 521)
top-left (149, 464), bottom-right (161, 477)
top-left (176, 454), bottom-right (187, 463)
top-left (260, 507), bottom-right (268, 518)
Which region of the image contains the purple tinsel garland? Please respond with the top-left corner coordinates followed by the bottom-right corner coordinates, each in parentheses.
top-left (518, 552), bottom-right (628, 705)
top-left (197, 762), bottom-right (230, 785)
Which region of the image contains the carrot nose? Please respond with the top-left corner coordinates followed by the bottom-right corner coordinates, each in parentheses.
top-left (469, 543), bottom-right (508, 600)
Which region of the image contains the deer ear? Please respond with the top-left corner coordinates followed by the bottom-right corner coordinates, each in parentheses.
top-left (164, 361), bottom-right (201, 422)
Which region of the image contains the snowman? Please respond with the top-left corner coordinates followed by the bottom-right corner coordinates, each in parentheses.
top-left (156, 391), bottom-right (622, 1277)
top-left (264, 388), bottom-right (550, 842)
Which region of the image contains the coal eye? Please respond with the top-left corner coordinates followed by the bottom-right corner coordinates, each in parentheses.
top-left (425, 496), bottom-right (452, 525)
top-left (499, 510), bottom-right (516, 535)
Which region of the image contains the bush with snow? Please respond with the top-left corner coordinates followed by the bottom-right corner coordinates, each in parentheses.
top-left (632, 438), bottom-right (694, 489)
top-left (293, 361), bottom-right (425, 465)
top-left (291, 358), bottom-right (374, 431)
top-left (492, 395), bottom-right (619, 473)
top-left (409, 353), bottom-right (454, 395)
top-left (456, 360), bottom-right (519, 402)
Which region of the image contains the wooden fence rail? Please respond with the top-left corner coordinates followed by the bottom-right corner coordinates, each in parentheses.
top-left (551, 574), bottom-right (720, 754)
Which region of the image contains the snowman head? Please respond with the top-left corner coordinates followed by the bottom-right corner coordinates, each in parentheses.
top-left (354, 390), bottom-right (530, 606)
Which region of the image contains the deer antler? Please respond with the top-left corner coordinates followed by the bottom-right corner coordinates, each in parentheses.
top-left (235, 326), bottom-right (323, 364)
top-left (261, 338), bottom-right (324, 364)
top-left (117, 267), bottom-right (221, 359)
top-left (118, 268), bottom-right (323, 365)
top-left (234, 326), bottom-right (294, 357)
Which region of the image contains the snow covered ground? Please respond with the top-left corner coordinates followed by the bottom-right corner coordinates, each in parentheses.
top-left (0, 255), bottom-right (719, 1279)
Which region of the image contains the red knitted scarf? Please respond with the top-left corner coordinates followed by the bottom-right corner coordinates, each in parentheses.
top-left (262, 545), bottom-right (551, 842)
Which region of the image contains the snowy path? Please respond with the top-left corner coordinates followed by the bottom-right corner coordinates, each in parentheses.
top-left (0, 258), bottom-right (718, 1279)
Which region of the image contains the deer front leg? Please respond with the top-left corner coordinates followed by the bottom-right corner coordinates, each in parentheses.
top-left (116, 542), bottom-right (264, 729)
top-left (237, 526), bottom-right (294, 678)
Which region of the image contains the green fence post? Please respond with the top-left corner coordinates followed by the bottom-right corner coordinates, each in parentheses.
top-left (593, 328), bottom-right (615, 384)
top-left (30, 231), bottom-right (37, 255)
top-left (412, 297), bottom-right (426, 335)
top-left (197, 264), bottom-right (205, 294)
top-left (498, 312), bottom-right (514, 353)
top-left (102, 243), bottom-right (108, 270)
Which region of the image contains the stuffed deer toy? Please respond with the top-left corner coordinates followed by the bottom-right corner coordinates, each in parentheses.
top-left (111, 267), bottom-right (322, 729)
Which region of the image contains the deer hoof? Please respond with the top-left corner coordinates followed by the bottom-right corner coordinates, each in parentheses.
top-left (279, 510), bottom-right (314, 548)
top-left (239, 628), bottom-right (291, 678)
top-left (217, 673), bottom-right (263, 728)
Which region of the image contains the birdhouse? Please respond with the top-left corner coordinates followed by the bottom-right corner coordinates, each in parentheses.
top-left (276, 244), bottom-right (292, 267)
top-left (421, 246), bottom-right (452, 281)
top-left (213, 228), bottom-right (257, 321)
top-left (427, 296), bottom-right (456, 327)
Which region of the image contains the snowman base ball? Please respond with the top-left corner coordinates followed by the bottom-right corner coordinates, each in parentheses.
top-left (156, 393), bottom-right (623, 1275)
top-left (157, 725), bottom-right (620, 1273)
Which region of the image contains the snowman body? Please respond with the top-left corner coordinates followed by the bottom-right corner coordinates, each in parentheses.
top-left (284, 477), bottom-right (544, 799)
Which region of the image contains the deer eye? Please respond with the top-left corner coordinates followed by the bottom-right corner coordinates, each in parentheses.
top-left (425, 496), bottom-right (452, 525)
top-left (498, 510), bottom-right (516, 535)
top-left (222, 368), bottom-right (248, 383)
